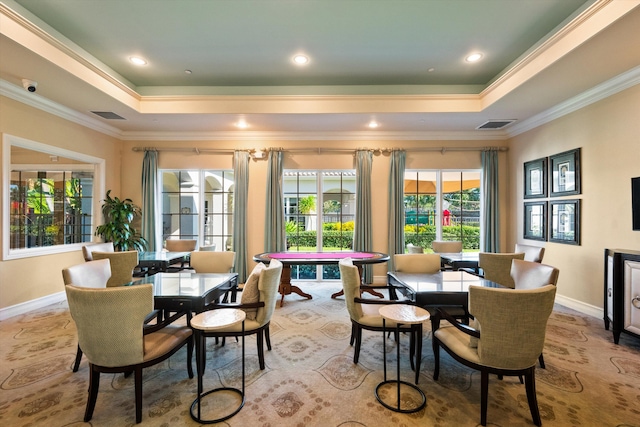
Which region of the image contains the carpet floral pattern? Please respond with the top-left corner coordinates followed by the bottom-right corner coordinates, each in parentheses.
top-left (1, 281), bottom-right (640, 426)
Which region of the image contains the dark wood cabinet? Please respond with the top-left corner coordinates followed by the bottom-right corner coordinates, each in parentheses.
top-left (604, 249), bottom-right (640, 344)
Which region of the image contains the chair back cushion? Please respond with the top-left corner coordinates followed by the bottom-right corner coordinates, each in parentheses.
top-left (92, 251), bottom-right (139, 287)
top-left (478, 252), bottom-right (525, 288)
top-left (82, 242), bottom-right (115, 261)
top-left (65, 284), bottom-right (154, 367)
top-left (241, 262), bottom-right (267, 320)
top-left (510, 259), bottom-right (559, 289)
top-left (165, 239), bottom-right (197, 252)
top-left (254, 259), bottom-right (283, 327)
top-left (190, 251), bottom-right (236, 273)
top-left (62, 259), bottom-right (111, 288)
top-left (393, 253), bottom-right (441, 273)
top-left (469, 285), bottom-right (556, 370)
top-left (515, 244), bottom-right (545, 263)
top-left (339, 258), bottom-right (363, 321)
top-left (406, 243), bottom-right (424, 253)
top-left (431, 241), bottom-right (462, 253)
top-left (199, 244), bottom-right (217, 251)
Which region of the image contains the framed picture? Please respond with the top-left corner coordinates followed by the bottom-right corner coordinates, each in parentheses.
top-left (550, 148), bottom-right (581, 197)
top-left (524, 157), bottom-right (547, 198)
top-left (524, 201), bottom-right (547, 241)
top-left (549, 199), bottom-right (580, 245)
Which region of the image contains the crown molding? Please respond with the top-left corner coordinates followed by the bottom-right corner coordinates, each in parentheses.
top-left (0, 79), bottom-right (123, 138)
top-left (507, 65), bottom-right (640, 137)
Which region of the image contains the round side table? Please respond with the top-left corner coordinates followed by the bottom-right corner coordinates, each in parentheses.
top-left (190, 308), bottom-right (246, 424)
top-left (376, 304), bottom-right (430, 413)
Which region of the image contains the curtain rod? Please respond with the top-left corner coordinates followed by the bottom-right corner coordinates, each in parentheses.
top-left (132, 146), bottom-right (507, 154)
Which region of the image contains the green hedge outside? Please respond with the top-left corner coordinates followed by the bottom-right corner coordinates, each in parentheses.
top-left (404, 224), bottom-right (480, 250)
top-left (286, 224), bottom-right (480, 251)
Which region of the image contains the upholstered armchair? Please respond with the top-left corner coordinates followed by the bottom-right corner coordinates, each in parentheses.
top-left (62, 258), bottom-right (161, 372)
top-left (432, 285), bottom-right (557, 426)
top-left (406, 243), bottom-right (424, 253)
top-left (515, 243), bottom-right (546, 263)
top-left (431, 241), bottom-right (463, 270)
top-left (199, 259), bottom-right (283, 370)
top-left (393, 253), bottom-right (469, 324)
top-left (81, 242), bottom-right (114, 261)
top-left (431, 240), bottom-right (463, 253)
top-left (190, 251), bottom-right (237, 302)
top-left (340, 258), bottom-right (424, 384)
top-left (474, 252), bottom-right (526, 288)
top-left (510, 259), bottom-right (559, 290)
top-left (62, 259), bottom-right (112, 372)
top-left (63, 258), bottom-right (112, 288)
top-left (511, 258), bottom-right (560, 368)
top-left (165, 239), bottom-right (197, 270)
top-left (394, 253), bottom-right (441, 273)
top-left (65, 284), bottom-right (193, 423)
top-left (91, 250), bottom-right (139, 287)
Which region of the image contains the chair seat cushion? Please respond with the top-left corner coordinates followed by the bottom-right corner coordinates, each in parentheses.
top-left (434, 326), bottom-right (480, 365)
top-left (241, 263), bottom-right (266, 320)
top-left (143, 325), bottom-right (192, 362)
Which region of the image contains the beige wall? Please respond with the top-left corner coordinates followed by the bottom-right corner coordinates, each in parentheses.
top-left (0, 96), bottom-right (122, 308)
top-left (507, 85), bottom-right (640, 313)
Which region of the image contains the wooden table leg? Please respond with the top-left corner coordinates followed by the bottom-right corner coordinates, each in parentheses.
top-left (279, 265), bottom-right (312, 307)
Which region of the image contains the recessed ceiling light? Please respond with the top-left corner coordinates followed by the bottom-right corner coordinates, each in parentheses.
top-left (129, 56), bottom-right (147, 66)
top-left (235, 119), bottom-right (249, 129)
top-left (465, 53), bottom-right (483, 63)
top-left (293, 54), bottom-right (309, 65)
top-left (368, 121), bottom-right (379, 129)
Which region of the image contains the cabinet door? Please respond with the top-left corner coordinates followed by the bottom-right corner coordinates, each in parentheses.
top-left (624, 260), bottom-right (640, 335)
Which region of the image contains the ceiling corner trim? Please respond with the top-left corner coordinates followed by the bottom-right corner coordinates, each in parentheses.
top-left (0, 79), bottom-right (123, 139)
top-left (480, 0), bottom-right (639, 109)
top-left (1, 3), bottom-right (141, 110)
top-left (506, 65), bottom-right (640, 138)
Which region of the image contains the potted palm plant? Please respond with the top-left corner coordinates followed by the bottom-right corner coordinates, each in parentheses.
top-left (95, 190), bottom-right (148, 251)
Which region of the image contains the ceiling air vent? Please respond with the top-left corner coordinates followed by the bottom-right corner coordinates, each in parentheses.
top-left (476, 119), bottom-right (516, 130)
top-left (91, 111), bottom-right (126, 120)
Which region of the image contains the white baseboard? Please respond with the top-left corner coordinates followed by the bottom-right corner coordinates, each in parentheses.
top-left (555, 293), bottom-right (603, 319)
top-left (0, 291), bottom-right (66, 321)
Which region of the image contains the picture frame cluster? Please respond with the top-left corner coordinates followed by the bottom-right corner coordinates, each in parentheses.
top-left (523, 148), bottom-right (581, 245)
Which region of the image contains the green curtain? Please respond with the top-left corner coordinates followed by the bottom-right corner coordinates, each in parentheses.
top-left (233, 151), bottom-right (250, 282)
top-left (482, 149), bottom-right (500, 252)
top-left (141, 149), bottom-right (157, 251)
top-left (387, 149), bottom-right (406, 271)
top-left (264, 149), bottom-right (286, 252)
top-left (354, 150), bottom-right (373, 283)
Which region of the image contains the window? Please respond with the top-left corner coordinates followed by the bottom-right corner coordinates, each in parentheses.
top-left (3, 134), bottom-right (104, 260)
top-left (404, 170), bottom-right (480, 252)
top-left (160, 170), bottom-right (234, 250)
top-left (284, 170), bottom-right (356, 280)
top-left (10, 170), bottom-right (93, 249)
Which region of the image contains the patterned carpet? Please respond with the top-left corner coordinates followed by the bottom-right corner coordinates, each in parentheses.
top-left (1, 281), bottom-right (640, 427)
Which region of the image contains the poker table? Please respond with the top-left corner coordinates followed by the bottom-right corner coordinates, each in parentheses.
top-left (253, 251), bottom-right (390, 306)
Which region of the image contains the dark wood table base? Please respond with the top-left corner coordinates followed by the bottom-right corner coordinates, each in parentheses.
top-left (279, 265), bottom-right (312, 307)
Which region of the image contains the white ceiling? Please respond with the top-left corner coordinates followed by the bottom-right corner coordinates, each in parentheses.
top-left (1, 0), bottom-right (639, 140)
